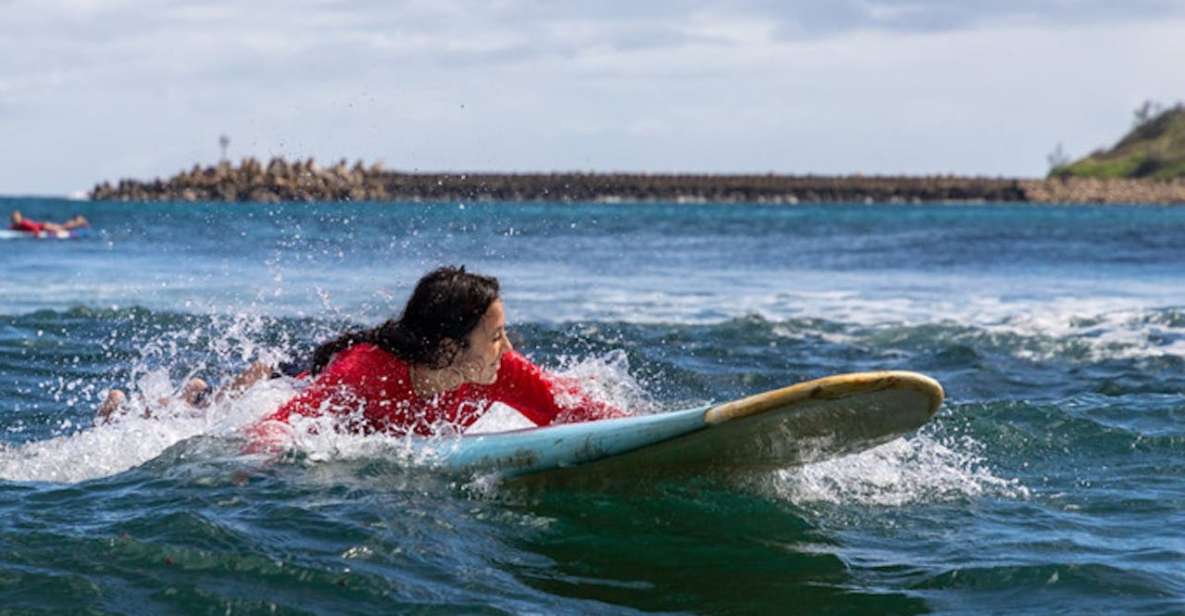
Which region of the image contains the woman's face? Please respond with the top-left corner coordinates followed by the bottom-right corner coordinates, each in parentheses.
top-left (453, 299), bottom-right (512, 385)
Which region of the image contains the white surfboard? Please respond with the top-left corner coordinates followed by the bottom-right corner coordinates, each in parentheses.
top-left (0, 229), bottom-right (75, 240)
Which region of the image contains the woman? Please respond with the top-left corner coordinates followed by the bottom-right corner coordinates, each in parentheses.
top-left (101, 266), bottom-right (624, 437)
top-left (260, 265), bottom-right (623, 436)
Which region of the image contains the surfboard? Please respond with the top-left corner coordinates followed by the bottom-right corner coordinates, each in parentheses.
top-left (0, 229), bottom-right (76, 240)
top-left (437, 370), bottom-right (943, 482)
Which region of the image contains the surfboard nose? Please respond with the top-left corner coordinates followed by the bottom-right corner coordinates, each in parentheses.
top-left (704, 370), bottom-right (944, 425)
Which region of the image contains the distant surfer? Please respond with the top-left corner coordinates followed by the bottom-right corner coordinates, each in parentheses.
top-left (98, 266), bottom-right (625, 437)
top-left (9, 210), bottom-right (89, 236)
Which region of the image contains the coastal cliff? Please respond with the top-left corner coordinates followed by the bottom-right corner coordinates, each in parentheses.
top-left (90, 158), bottom-right (1185, 204)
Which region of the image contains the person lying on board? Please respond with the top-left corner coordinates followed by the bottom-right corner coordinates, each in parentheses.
top-left (9, 210), bottom-right (89, 235)
top-left (98, 266), bottom-right (626, 437)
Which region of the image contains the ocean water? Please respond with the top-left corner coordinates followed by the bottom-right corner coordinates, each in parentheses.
top-left (1, 197), bottom-right (1183, 614)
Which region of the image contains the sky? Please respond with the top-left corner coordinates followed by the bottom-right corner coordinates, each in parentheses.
top-left (2, 0), bottom-right (1184, 196)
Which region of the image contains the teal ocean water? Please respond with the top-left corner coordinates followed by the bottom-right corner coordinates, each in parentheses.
top-left (2, 197), bottom-right (1184, 614)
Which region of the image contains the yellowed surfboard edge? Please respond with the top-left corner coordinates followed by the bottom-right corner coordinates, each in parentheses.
top-left (703, 370), bottom-right (944, 426)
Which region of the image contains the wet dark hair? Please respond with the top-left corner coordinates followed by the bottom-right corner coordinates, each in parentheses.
top-left (309, 266), bottom-right (500, 374)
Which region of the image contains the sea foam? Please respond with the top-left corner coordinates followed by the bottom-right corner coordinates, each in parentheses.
top-left (770, 430), bottom-right (1030, 506)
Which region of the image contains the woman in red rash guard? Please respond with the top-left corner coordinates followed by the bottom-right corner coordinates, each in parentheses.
top-left (251, 266), bottom-right (624, 439)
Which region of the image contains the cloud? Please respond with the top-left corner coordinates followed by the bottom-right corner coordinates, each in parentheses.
top-left (2, 1), bottom-right (1184, 193)
top-left (734, 0), bottom-right (1185, 38)
top-left (10, 0), bottom-right (1182, 85)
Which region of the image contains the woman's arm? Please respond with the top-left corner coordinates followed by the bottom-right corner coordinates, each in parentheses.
top-left (483, 351), bottom-right (627, 426)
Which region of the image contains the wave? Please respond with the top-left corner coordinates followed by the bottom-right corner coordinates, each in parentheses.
top-left (4, 304), bottom-right (1183, 419)
top-left (7, 299), bottom-right (1183, 363)
top-left (2, 304), bottom-right (1183, 490)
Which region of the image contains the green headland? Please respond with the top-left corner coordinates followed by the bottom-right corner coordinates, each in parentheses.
top-left (1052, 103), bottom-right (1185, 180)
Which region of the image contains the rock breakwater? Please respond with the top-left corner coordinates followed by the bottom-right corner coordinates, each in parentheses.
top-left (89, 158), bottom-right (1185, 204)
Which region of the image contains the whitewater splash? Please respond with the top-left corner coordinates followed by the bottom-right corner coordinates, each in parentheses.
top-left (770, 429), bottom-right (1029, 507)
top-left (0, 348), bottom-right (651, 484)
top-left (0, 377), bottom-right (293, 483)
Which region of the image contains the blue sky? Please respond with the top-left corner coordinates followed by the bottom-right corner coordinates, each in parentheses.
top-left (2, 0), bottom-right (1183, 195)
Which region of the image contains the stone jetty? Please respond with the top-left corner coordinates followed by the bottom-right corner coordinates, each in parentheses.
top-left (89, 158), bottom-right (1185, 204)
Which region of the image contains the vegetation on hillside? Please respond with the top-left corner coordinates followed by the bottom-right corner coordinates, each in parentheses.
top-left (1051, 101), bottom-right (1185, 179)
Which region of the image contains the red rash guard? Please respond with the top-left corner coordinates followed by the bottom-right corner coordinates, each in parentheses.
top-left (11, 219), bottom-right (45, 233)
top-left (262, 343), bottom-right (624, 436)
